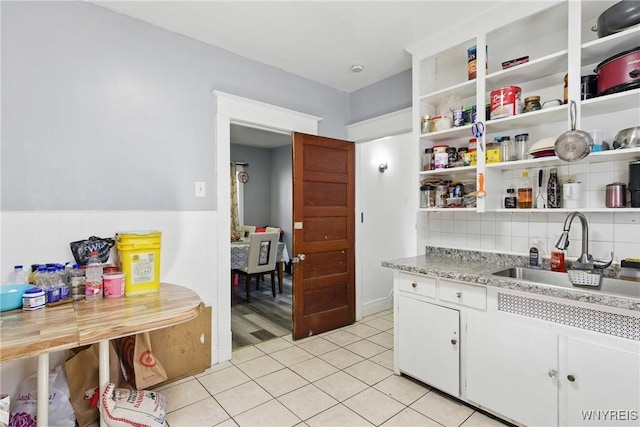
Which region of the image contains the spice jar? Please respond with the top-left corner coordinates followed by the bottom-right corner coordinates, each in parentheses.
top-left (523, 96), bottom-right (541, 113)
top-left (457, 147), bottom-right (469, 166)
top-left (446, 147), bottom-right (458, 167)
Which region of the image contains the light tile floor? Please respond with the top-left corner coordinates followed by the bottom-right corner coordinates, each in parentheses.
top-left (156, 310), bottom-right (510, 427)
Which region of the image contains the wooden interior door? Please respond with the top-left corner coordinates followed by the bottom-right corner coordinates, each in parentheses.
top-left (292, 132), bottom-right (355, 339)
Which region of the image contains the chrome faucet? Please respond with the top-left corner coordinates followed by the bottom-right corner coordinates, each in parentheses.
top-left (555, 211), bottom-right (613, 271)
top-left (555, 212), bottom-right (593, 268)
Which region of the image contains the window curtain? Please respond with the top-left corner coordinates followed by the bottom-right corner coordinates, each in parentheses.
top-left (230, 162), bottom-right (239, 231)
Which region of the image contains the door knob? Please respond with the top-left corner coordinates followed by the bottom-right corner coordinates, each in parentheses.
top-left (412, 282), bottom-right (417, 288)
top-left (567, 374), bottom-right (576, 382)
top-left (292, 254), bottom-right (306, 264)
top-left (548, 369), bottom-right (557, 378)
top-left (450, 339), bottom-right (457, 345)
top-left (298, 253), bottom-right (306, 261)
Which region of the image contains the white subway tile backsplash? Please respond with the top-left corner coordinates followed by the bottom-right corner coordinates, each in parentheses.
top-left (590, 172), bottom-right (615, 190)
top-left (614, 242), bottom-right (640, 260)
top-left (614, 223), bottom-right (640, 243)
top-left (480, 235), bottom-right (496, 250)
top-left (453, 220), bottom-right (467, 235)
top-left (423, 202), bottom-right (639, 260)
top-left (453, 234), bottom-right (467, 248)
top-left (495, 236), bottom-right (512, 252)
top-left (528, 221), bottom-right (547, 239)
top-left (441, 220), bottom-right (454, 233)
top-left (511, 220), bottom-right (528, 237)
top-left (481, 221), bottom-right (496, 236)
top-left (591, 241), bottom-right (615, 261)
top-left (590, 223), bottom-right (613, 242)
top-left (511, 237), bottom-right (530, 254)
top-left (467, 234), bottom-right (482, 249)
top-left (495, 221), bottom-right (512, 236)
top-left (467, 220), bottom-right (482, 235)
top-left (591, 161), bottom-right (615, 173)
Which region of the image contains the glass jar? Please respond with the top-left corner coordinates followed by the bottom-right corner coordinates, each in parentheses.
top-left (514, 133), bottom-right (529, 160)
top-left (446, 147), bottom-right (458, 167)
top-left (421, 115), bottom-right (430, 133)
top-left (433, 145), bottom-right (449, 169)
top-left (420, 185), bottom-right (436, 208)
top-left (458, 148), bottom-right (469, 166)
top-left (422, 148), bottom-right (434, 171)
top-left (523, 96), bottom-right (541, 113)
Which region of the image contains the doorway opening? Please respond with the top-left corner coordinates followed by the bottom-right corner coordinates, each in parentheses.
top-left (230, 123), bottom-right (293, 349)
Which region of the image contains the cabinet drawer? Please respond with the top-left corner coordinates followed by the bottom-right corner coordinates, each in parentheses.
top-left (397, 273), bottom-right (437, 299)
top-left (439, 279), bottom-right (486, 310)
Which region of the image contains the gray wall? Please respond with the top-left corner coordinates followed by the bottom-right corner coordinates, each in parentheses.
top-left (270, 144), bottom-right (293, 256)
top-left (230, 143), bottom-right (293, 256)
top-left (1, 1), bottom-right (351, 211)
top-left (230, 144), bottom-right (272, 226)
top-left (349, 69), bottom-right (412, 124)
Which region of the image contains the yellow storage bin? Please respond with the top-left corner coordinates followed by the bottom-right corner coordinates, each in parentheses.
top-left (116, 230), bottom-right (161, 295)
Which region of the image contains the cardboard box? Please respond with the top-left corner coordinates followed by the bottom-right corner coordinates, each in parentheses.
top-left (150, 305), bottom-right (212, 386)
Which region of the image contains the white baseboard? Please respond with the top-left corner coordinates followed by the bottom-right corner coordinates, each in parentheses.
top-left (217, 331), bottom-right (232, 363)
top-left (362, 295), bottom-right (394, 317)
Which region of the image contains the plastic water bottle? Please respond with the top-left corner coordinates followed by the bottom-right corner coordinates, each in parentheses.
top-left (6, 265), bottom-right (27, 284)
top-left (34, 265), bottom-right (48, 302)
top-left (56, 265), bottom-right (70, 300)
top-left (46, 266), bottom-right (60, 303)
top-left (85, 251), bottom-right (103, 300)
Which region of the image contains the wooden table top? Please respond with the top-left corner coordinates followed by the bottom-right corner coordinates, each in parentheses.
top-left (0, 283), bottom-right (202, 363)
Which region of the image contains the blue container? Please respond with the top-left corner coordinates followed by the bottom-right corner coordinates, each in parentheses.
top-left (0, 284), bottom-right (35, 311)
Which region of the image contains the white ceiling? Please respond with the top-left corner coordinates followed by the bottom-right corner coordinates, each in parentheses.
top-left (91, 0), bottom-right (497, 93)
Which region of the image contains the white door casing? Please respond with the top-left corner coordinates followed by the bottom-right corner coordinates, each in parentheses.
top-left (213, 91), bottom-right (320, 362)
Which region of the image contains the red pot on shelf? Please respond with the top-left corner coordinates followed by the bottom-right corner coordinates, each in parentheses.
top-left (594, 46), bottom-right (640, 96)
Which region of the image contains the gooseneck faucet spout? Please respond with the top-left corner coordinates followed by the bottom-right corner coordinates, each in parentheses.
top-left (555, 212), bottom-right (592, 266)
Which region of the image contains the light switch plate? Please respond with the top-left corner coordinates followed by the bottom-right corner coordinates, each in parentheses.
top-left (195, 181), bottom-right (206, 197)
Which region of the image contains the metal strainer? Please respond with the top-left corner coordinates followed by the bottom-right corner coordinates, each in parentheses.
top-left (555, 100), bottom-right (594, 162)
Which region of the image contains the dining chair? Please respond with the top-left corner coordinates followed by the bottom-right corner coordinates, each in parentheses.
top-left (232, 232), bottom-right (279, 303)
top-left (240, 225), bottom-right (256, 238)
top-left (265, 226), bottom-right (281, 240)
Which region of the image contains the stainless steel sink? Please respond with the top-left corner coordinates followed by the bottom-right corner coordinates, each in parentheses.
top-left (491, 267), bottom-right (640, 299)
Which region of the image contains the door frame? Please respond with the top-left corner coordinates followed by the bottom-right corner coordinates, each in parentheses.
top-left (213, 91), bottom-right (321, 362)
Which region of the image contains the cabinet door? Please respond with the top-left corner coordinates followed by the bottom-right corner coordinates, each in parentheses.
top-left (466, 313), bottom-right (559, 426)
top-left (397, 294), bottom-right (460, 396)
top-left (565, 337), bottom-right (640, 427)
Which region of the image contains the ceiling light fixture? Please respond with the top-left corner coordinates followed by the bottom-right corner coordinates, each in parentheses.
top-left (351, 64), bottom-right (364, 73)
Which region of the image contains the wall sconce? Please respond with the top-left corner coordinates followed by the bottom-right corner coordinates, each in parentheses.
top-left (378, 163), bottom-right (388, 173)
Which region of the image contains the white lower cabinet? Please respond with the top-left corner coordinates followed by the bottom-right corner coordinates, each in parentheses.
top-left (397, 293), bottom-right (460, 397)
top-left (394, 271), bottom-right (640, 427)
top-left (565, 337), bottom-right (640, 427)
top-left (466, 313), bottom-right (559, 426)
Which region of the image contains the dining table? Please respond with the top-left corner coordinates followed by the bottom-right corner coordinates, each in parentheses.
top-left (231, 239), bottom-right (290, 292)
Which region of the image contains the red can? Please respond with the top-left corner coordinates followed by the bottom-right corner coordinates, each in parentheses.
top-left (490, 86), bottom-right (522, 119)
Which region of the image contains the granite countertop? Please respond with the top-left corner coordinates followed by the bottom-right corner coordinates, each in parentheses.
top-left (382, 247), bottom-right (640, 312)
